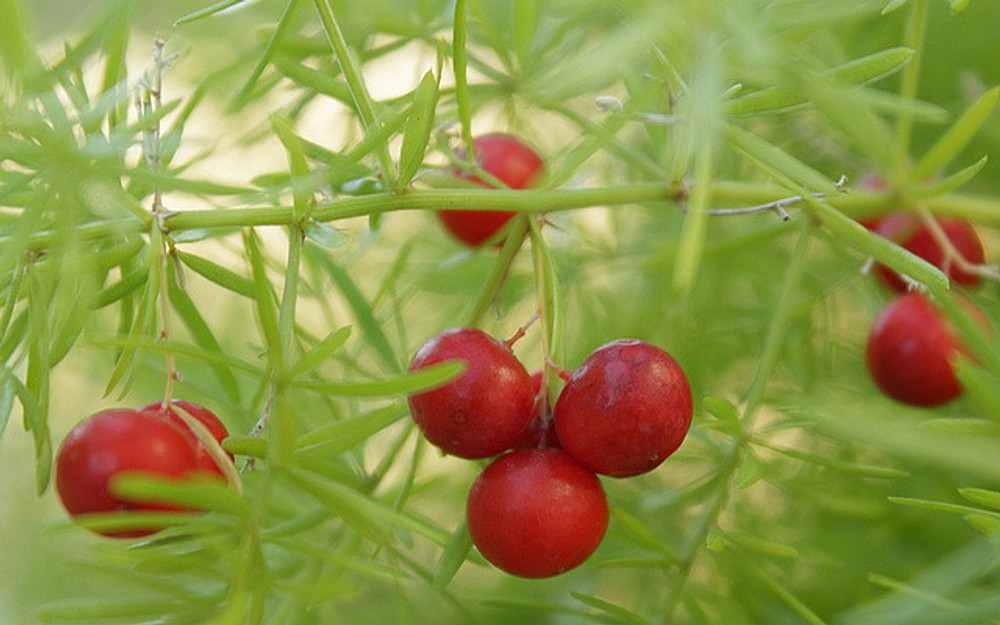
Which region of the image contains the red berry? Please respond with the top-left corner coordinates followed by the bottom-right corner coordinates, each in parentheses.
top-left (858, 217), bottom-right (882, 231)
top-left (873, 214), bottom-right (984, 291)
top-left (466, 448), bottom-right (608, 578)
top-left (408, 328), bottom-right (535, 459)
top-left (554, 339), bottom-right (693, 478)
top-left (140, 400), bottom-right (231, 476)
top-left (866, 292), bottom-right (979, 406)
top-left (437, 133), bottom-right (544, 247)
top-left (55, 409), bottom-right (204, 538)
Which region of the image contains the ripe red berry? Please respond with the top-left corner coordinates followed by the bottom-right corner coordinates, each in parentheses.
top-left (466, 448), bottom-right (608, 578)
top-left (873, 214), bottom-right (984, 291)
top-left (408, 328), bottom-right (535, 459)
top-left (866, 292), bottom-right (980, 407)
top-left (55, 409), bottom-right (205, 538)
top-left (554, 339), bottom-right (693, 478)
top-left (437, 133), bottom-right (544, 247)
top-left (140, 400), bottom-right (232, 476)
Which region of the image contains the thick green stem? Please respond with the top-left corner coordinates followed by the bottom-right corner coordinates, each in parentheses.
top-left (12, 183), bottom-right (1000, 252)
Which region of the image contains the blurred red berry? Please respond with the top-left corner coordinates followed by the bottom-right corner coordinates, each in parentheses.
top-left (56, 409), bottom-right (205, 538)
top-left (437, 133), bottom-right (544, 247)
top-left (873, 214), bottom-right (984, 291)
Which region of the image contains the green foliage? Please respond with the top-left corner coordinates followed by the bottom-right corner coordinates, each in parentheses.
top-left (3, 0), bottom-right (1000, 624)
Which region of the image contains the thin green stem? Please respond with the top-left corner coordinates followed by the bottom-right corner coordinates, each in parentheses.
top-left (741, 222), bottom-right (813, 419)
top-left (154, 226), bottom-right (176, 405)
top-left (264, 226), bottom-right (304, 467)
top-left (661, 221), bottom-right (814, 623)
top-left (528, 215), bottom-right (558, 363)
top-left (452, 0), bottom-right (474, 158)
top-left (234, 0), bottom-right (302, 107)
top-left (278, 227), bottom-right (303, 376)
top-left (465, 216), bottom-right (530, 327)
top-left (892, 0), bottom-right (929, 181)
top-left (311, 0), bottom-right (396, 186)
top-left (672, 137), bottom-right (714, 293)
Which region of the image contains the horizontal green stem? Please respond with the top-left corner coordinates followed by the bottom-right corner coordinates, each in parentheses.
top-left (10, 182), bottom-right (1000, 252)
top-left (165, 183), bottom-right (687, 230)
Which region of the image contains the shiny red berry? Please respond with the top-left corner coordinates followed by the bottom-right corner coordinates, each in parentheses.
top-left (437, 133), bottom-right (544, 247)
top-left (466, 448), bottom-right (608, 578)
top-left (55, 409), bottom-right (204, 537)
top-left (140, 400), bottom-right (232, 476)
top-left (408, 328), bottom-right (535, 459)
top-left (554, 339), bottom-right (693, 478)
top-left (866, 292), bottom-right (979, 406)
top-left (873, 214), bottom-right (984, 291)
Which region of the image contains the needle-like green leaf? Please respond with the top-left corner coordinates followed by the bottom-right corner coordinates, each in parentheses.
top-left (397, 70), bottom-right (439, 188)
top-left (910, 87), bottom-right (999, 182)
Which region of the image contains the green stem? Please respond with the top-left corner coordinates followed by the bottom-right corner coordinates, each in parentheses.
top-left (13, 183), bottom-right (1000, 252)
top-left (528, 215), bottom-right (559, 363)
top-left (269, 227), bottom-right (304, 466)
top-left (167, 183), bottom-right (685, 230)
top-left (892, 0), bottom-right (929, 181)
top-left (452, 0), bottom-right (474, 157)
top-left (311, 0), bottom-right (397, 186)
top-left (465, 216), bottom-right (530, 327)
top-left (278, 227), bottom-right (303, 375)
top-left (672, 137), bottom-right (714, 293)
top-left (661, 221), bottom-right (814, 623)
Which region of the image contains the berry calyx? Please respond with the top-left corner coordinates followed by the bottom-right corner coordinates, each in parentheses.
top-left (437, 133), bottom-right (544, 247)
top-left (55, 409), bottom-right (206, 538)
top-left (873, 214), bottom-right (984, 291)
top-left (866, 292), bottom-right (979, 406)
top-left (466, 448), bottom-right (608, 578)
top-left (408, 327), bottom-right (535, 459)
top-left (140, 400), bottom-right (232, 477)
top-left (554, 339), bottom-right (693, 477)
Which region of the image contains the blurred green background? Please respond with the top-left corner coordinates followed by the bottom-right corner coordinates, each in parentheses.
top-left (3, 1), bottom-right (1000, 624)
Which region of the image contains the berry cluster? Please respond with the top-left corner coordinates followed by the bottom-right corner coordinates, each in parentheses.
top-left (55, 400), bottom-right (231, 538)
top-left (863, 209), bottom-right (988, 406)
top-left (408, 329), bottom-right (693, 578)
